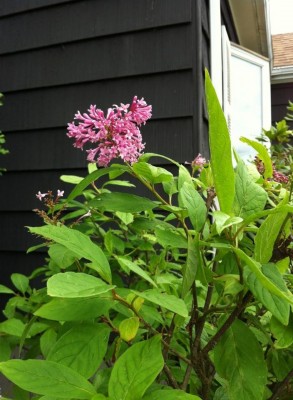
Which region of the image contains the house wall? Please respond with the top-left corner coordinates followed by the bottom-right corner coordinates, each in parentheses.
top-left (0, 0), bottom-right (212, 310)
top-left (271, 82), bottom-right (293, 126)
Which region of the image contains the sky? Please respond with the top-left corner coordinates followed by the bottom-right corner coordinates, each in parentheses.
top-left (269, 0), bottom-right (293, 34)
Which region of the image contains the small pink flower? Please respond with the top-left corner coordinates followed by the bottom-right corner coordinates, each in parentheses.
top-left (191, 154), bottom-right (206, 171)
top-left (36, 191), bottom-right (48, 201)
top-left (57, 190), bottom-right (64, 197)
top-left (273, 170), bottom-right (289, 184)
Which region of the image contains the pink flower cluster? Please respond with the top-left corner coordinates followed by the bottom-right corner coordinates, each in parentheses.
top-left (67, 96), bottom-right (152, 167)
top-left (191, 154), bottom-right (206, 171)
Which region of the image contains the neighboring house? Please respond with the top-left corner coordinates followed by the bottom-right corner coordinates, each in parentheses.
top-left (271, 33), bottom-right (293, 125)
top-left (0, 0), bottom-right (271, 307)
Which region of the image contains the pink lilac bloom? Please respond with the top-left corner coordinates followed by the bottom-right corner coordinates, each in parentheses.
top-left (191, 154), bottom-right (206, 171)
top-left (36, 191), bottom-right (48, 201)
top-left (273, 170), bottom-right (289, 184)
top-left (67, 96), bottom-right (152, 167)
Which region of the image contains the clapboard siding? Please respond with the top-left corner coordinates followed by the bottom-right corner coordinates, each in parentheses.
top-left (271, 83), bottom-right (293, 126)
top-left (0, 0), bottom-right (75, 17)
top-left (0, 0), bottom-right (214, 290)
top-left (0, 0), bottom-right (192, 54)
top-left (1, 26), bottom-right (192, 92)
top-left (1, 71), bottom-right (193, 132)
top-left (5, 118), bottom-right (194, 171)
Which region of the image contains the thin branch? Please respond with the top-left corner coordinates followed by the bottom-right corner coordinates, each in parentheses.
top-left (202, 292), bottom-right (252, 355)
top-left (269, 368), bottom-right (293, 400)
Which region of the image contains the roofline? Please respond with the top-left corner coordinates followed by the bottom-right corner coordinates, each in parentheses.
top-left (271, 67), bottom-right (293, 83)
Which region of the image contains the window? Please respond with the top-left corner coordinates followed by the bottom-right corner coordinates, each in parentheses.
top-left (209, 1), bottom-right (271, 160)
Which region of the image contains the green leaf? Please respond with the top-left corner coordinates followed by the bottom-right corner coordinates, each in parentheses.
top-left (47, 272), bottom-right (115, 298)
top-left (119, 317), bottom-right (140, 342)
top-left (155, 227), bottom-right (187, 249)
top-left (232, 247), bottom-right (293, 307)
top-left (212, 211), bottom-right (242, 235)
top-left (244, 264), bottom-right (290, 325)
top-left (35, 297), bottom-right (112, 321)
top-left (103, 180), bottom-right (135, 188)
top-left (254, 210), bottom-right (288, 264)
top-left (116, 212), bottom-right (134, 225)
top-left (0, 318), bottom-right (25, 337)
top-left (47, 323), bottom-right (110, 379)
top-left (60, 175), bottom-right (83, 184)
top-left (0, 360), bottom-right (96, 399)
top-left (116, 257), bottom-right (157, 287)
top-left (40, 329), bottom-right (58, 358)
top-left (214, 319), bottom-right (267, 400)
top-left (132, 289), bottom-right (188, 318)
top-left (143, 389), bottom-right (201, 400)
top-left (240, 137), bottom-right (273, 178)
top-left (205, 69), bottom-right (235, 214)
top-left (271, 314), bottom-right (293, 348)
top-left (90, 192), bottom-right (157, 213)
top-left (48, 244), bottom-right (79, 269)
top-left (0, 337), bottom-right (10, 361)
top-left (28, 225), bottom-right (112, 283)
top-left (132, 162), bottom-right (173, 184)
top-left (67, 165), bottom-right (129, 201)
top-left (182, 234), bottom-right (203, 297)
top-left (179, 182), bottom-right (206, 231)
top-left (233, 161), bottom-right (267, 218)
top-left (11, 273), bottom-right (29, 294)
top-left (108, 336), bottom-right (164, 400)
top-left (0, 284), bottom-right (15, 294)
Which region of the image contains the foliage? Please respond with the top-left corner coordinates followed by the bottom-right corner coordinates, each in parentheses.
top-left (0, 71), bottom-right (293, 400)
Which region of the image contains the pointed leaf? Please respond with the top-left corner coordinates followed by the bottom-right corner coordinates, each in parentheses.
top-left (234, 161), bottom-right (267, 218)
top-left (214, 319), bottom-right (267, 400)
top-left (90, 192), bottom-right (157, 212)
top-left (47, 323), bottom-right (110, 378)
top-left (132, 289), bottom-right (188, 318)
top-left (108, 336), bottom-right (164, 400)
top-left (0, 360), bottom-right (96, 399)
top-left (35, 297), bottom-right (112, 321)
top-left (116, 257), bottom-right (157, 287)
top-left (47, 272), bottom-right (115, 298)
top-left (240, 137), bottom-right (273, 178)
top-left (271, 314), bottom-right (293, 349)
top-left (180, 182), bottom-right (206, 231)
top-left (132, 162), bottom-right (173, 184)
top-left (205, 69), bottom-right (235, 214)
top-left (182, 234), bottom-right (203, 297)
top-left (244, 264), bottom-right (290, 325)
top-left (28, 225), bottom-right (112, 283)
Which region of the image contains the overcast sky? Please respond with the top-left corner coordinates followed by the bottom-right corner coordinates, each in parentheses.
top-left (269, 0), bottom-right (293, 34)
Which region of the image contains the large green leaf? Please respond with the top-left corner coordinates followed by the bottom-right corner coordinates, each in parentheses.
top-left (244, 264), bottom-right (290, 325)
top-left (35, 297), bottom-right (112, 321)
top-left (205, 69), bottom-right (235, 214)
top-left (254, 210), bottom-right (288, 264)
top-left (132, 289), bottom-right (188, 318)
top-left (0, 360), bottom-right (96, 399)
top-left (240, 137), bottom-right (273, 179)
top-left (0, 318), bottom-right (25, 337)
top-left (143, 389), bottom-right (201, 399)
top-left (108, 336), bottom-right (164, 400)
top-left (214, 319), bottom-right (267, 400)
top-left (132, 162), bottom-right (173, 184)
top-left (47, 272), bottom-right (115, 298)
top-left (90, 192), bottom-right (157, 213)
top-left (11, 273), bottom-right (29, 294)
top-left (233, 161), bottom-right (267, 218)
top-left (179, 182), bottom-right (206, 231)
top-left (47, 323), bottom-right (110, 378)
top-left (116, 257), bottom-right (157, 287)
top-left (28, 225), bottom-right (112, 283)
